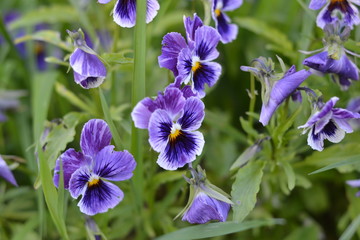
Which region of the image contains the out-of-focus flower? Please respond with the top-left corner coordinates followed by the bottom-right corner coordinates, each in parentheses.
top-left (241, 58), bottom-right (311, 126)
top-left (67, 29), bottom-right (107, 89)
top-left (298, 97), bottom-right (360, 151)
top-left (0, 90), bottom-right (26, 122)
top-left (177, 166), bottom-right (232, 224)
top-left (148, 96), bottom-right (205, 170)
top-left (211, 0), bottom-right (242, 43)
top-left (346, 179), bottom-right (360, 197)
top-left (0, 155), bottom-right (18, 186)
top-left (347, 97), bottom-right (360, 129)
top-left (309, 0), bottom-right (360, 29)
top-left (53, 119), bottom-right (136, 215)
top-left (98, 0), bottom-right (160, 28)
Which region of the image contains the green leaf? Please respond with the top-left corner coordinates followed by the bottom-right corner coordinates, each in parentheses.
top-left (42, 112), bottom-right (85, 169)
top-left (339, 215), bottom-right (360, 240)
top-left (55, 82), bottom-right (98, 116)
top-left (309, 154), bottom-right (360, 175)
top-left (15, 30), bottom-right (72, 52)
top-left (234, 17), bottom-right (295, 59)
top-left (231, 161), bottom-right (266, 222)
top-left (280, 162), bottom-right (296, 191)
top-left (155, 219), bottom-right (283, 240)
top-left (150, 171), bottom-right (187, 190)
top-left (9, 5), bottom-right (78, 30)
top-left (240, 117), bottom-right (259, 139)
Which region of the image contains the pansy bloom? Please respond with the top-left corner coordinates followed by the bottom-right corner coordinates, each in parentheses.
top-left (67, 29), bottom-right (107, 89)
top-left (0, 155), bottom-right (18, 186)
top-left (298, 97), bottom-right (360, 151)
top-left (177, 26), bottom-right (222, 97)
top-left (148, 96), bottom-right (205, 170)
top-left (53, 119), bottom-right (136, 215)
top-left (303, 50), bottom-right (359, 90)
top-left (177, 166), bottom-right (232, 224)
top-left (309, 0), bottom-right (360, 29)
top-left (158, 14), bottom-right (203, 77)
top-left (241, 58), bottom-right (311, 126)
top-left (212, 0), bottom-right (243, 43)
top-left (98, 0), bottom-right (160, 28)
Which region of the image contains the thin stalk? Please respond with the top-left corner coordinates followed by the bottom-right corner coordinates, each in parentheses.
top-left (248, 73), bottom-right (256, 125)
top-left (132, 0), bottom-right (147, 239)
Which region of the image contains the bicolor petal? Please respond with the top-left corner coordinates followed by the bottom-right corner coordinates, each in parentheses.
top-left (53, 148), bottom-right (90, 189)
top-left (158, 32), bottom-right (187, 76)
top-left (178, 97), bottom-right (205, 131)
top-left (184, 13), bottom-right (203, 42)
top-left (113, 0), bottom-right (159, 28)
top-left (194, 26), bottom-right (220, 61)
top-left (69, 48), bottom-right (107, 89)
top-left (94, 146), bottom-right (136, 181)
top-left (80, 119), bottom-right (112, 158)
top-left (78, 179), bottom-right (123, 215)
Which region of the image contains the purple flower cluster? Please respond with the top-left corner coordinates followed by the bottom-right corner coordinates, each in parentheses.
top-left (53, 119), bottom-right (136, 215)
top-left (158, 14), bottom-right (222, 98)
top-left (132, 14), bottom-right (232, 224)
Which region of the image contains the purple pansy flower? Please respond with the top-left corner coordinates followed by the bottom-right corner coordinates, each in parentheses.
top-left (182, 192), bottom-right (230, 224)
top-left (158, 14), bottom-right (203, 77)
top-left (212, 0), bottom-right (243, 43)
top-left (259, 66), bottom-right (311, 126)
top-left (346, 179), bottom-right (360, 197)
top-left (99, 0), bottom-right (160, 28)
top-left (0, 155), bottom-right (18, 186)
top-left (177, 26), bottom-right (222, 97)
top-left (148, 97), bottom-right (205, 170)
top-left (309, 0), bottom-right (360, 29)
top-left (67, 30), bottom-right (107, 89)
top-left (303, 50), bottom-right (359, 90)
top-left (53, 119), bottom-right (136, 215)
top-left (298, 97), bottom-right (360, 151)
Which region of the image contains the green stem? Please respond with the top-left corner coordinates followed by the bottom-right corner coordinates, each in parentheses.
top-left (132, 0), bottom-right (147, 238)
top-left (248, 73), bottom-right (256, 125)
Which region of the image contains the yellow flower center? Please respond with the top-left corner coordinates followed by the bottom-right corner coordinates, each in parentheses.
top-left (215, 8), bottom-right (221, 17)
top-left (192, 61), bottom-right (202, 72)
top-left (88, 176), bottom-right (100, 187)
top-left (169, 123), bottom-right (182, 141)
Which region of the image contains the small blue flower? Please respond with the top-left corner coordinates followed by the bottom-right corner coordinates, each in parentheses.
top-left (309, 0), bottom-right (360, 29)
top-left (99, 0), bottom-right (160, 28)
top-left (0, 155), bottom-right (18, 186)
top-left (212, 0), bottom-right (243, 43)
top-left (53, 119), bottom-right (136, 215)
top-left (298, 97), bottom-right (360, 151)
